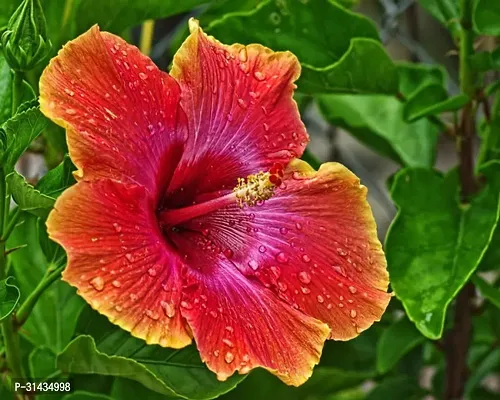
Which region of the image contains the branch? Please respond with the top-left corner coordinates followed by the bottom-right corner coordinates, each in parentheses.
top-left (444, 1), bottom-right (479, 399)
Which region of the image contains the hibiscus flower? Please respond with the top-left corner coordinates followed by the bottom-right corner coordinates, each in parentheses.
top-left (39, 19), bottom-right (390, 385)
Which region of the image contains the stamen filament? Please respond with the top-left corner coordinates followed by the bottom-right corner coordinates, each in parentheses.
top-left (159, 168), bottom-right (283, 227)
top-left (159, 192), bottom-right (236, 227)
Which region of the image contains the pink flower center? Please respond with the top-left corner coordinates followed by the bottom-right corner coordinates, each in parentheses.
top-left (158, 164), bottom-right (284, 227)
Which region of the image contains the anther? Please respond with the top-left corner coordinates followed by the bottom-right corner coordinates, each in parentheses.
top-left (234, 163), bottom-right (284, 208)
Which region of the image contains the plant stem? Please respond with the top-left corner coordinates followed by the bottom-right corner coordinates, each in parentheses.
top-left (139, 20), bottom-right (155, 56)
top-left (444, 1), bottom-right (478, 399)
top-left (2, 208), bottom-right (21, 242)
top-left (11, 71), bottom-right (23, 116)
top-left (0, 169), bottom-right (24, 381)
top-left (16, 264), bottom-right (65, 328)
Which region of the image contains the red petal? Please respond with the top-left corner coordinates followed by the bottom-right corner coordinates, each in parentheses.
top-left (179, 160), bottom-right (390, 340)
top-left (39, 26), bottom-right (187, 192)
top-left (171, 240), bottom-right (329, 385)
top-left (166, 19), bottom-right (308, 202)
top-left (47, 180), bottom-right (191, 348)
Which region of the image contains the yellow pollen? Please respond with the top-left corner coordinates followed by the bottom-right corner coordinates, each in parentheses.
top-left (234, 172), bottom-right (276, 208)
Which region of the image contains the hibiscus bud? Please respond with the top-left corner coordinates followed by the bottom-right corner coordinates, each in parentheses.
top-left (1, 0), bottom-right (52, 71)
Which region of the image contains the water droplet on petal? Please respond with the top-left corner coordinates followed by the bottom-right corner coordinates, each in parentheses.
top-left (336, 248), bottom-right (347, 256)
top-left (338, 303), bottom-right (344, 308)
top-left (222, 338), bottom-right (234, 348)
top-left (90, 277), bottom-right (104, 291)
top-left (301, 287), bottom-right (311, 294)
top-left (295, 222), bottom-right (303, 231)
top-left (225, 326), bottom-right (234, 333)
top-left (111, 280), bottom-right (121, 288)
top-left (214, 350), bottom-right (220, 357)
top-left (148, 267), bottom-right (157, 277)
top-left (91, 237), bottom-right (98, 242)
top-left (350, 310), bottom-right (357, 318)
top-left (145, 309), bottom-right (159, 320)
top-left (114, 305), bottom-right (123, 312)
top-left (270, 266), bottom-right (281, 279)
top-left (238, 48), bottom-right (248, 62)
top-left (258, 245), bottom-right (267, 253)
top-left (319, 226), bottom-right (327, 232)
top-left (302, 254), bottom-right (311, 263)
top-left (225, 352), bottom-right (234, 364)
top-left (298, 271), bottom-right (311, 284)
top-left (66, 109), bottom-right (76, 115)
top-left (248, 259), bottom-right (259, 271)
top-left (139, 72), bottom-right (147, 80)
top-left (254, 71), bottom-right (266, 81)
top-left (279, 227), bottom-right (288, 235)
top-left (157, 301), bottom-right (174, 318)
top-left (349, 286), bottom-right (357, 294)
top-left (224, 248), bottom-right (234, 259)
top-left (237, 98), bottom-right (247, 109)
top-left (276, 252), bottom-right (289, 263)
top-left (113, 222), bottom-right (122, 232)
top-left (317, 295), bottom-right (324, 303)
top-left (180, 301), bottom-right (192, 309)
top-left (125, 253), bottom-right (134, 262)
top-left (278, 281), bottom-right (288, 292)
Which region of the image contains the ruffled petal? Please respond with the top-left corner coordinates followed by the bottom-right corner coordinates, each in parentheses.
top-left (177, 160), bottom-right (390, 340)
top-left (166, 19), bottom-right (308, 204)
top-left (40, 26), bottom-right (187, 192)
top-left (47, 180), bottom-right (191, 348)
top-left (172, 243), bottom-right (329, 385)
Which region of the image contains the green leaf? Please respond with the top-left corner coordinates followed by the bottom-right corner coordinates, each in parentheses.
top-left (1, 106), bottom-right (48, 171)
top-left (376, 318), bottom-right (425, 374)
top-left (0, 276), bottom-right (20, 321)
top-left (417, 0), bottom-right (461, 37)
top-left (169, 0), bottom-right (262, 55)
top-left (29, 347), bottom-right (58, 380)
top-left (0, 54), bottom-right (13, 124)
top-left (397, 62), bottom-right (465, 122)
top-left (469, 49), bottom-right (500, 72)
top-left (410, 93), bottom-right (469, 121)
top-left (0, 54), bottom-right (36, 124)
top-left (465, 348), bottom-right (500, 396)
top-left (63, 392), bottom-right (114, 400)
top-left (36, 155), bottom-right (76, 198)
top-left (386, 162), bottom-right (500, 339)
top-left (397, 62), bottom-right (446, 98)
top-left (219, 367), bottom-right (369, 400)
top-left (7, 213), bottom-right (84, 352)
top-left (111, 379), bottom-right (169, 400)
top-left (472, 275), bottom-right (500, 309)
top-left (474, 0), bottom-right (500, 36)
top-left (58, 307), bottom-right (245, 400)
top-left (367, 376), bottom-right (424, 400)
top-left (207, 0), bottom-right (398, 94)
top-left (6, 171), bottom-right (55, 218)
top-left (317, 94), bottom-right (439, 167)
top-left (0, 0), bottom-right (17, 29)
top-left (404, 87), bottom-right (469, 122)
top-left (74, 0), bottom-right (208, 35)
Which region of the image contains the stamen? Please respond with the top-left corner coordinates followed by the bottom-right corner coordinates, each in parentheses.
top-left (234, 163), bottom-right (284, 208)
top-left (234, 172), bottom-right (274, 208)
top-left (159, 163), bottom-right (285, 226)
